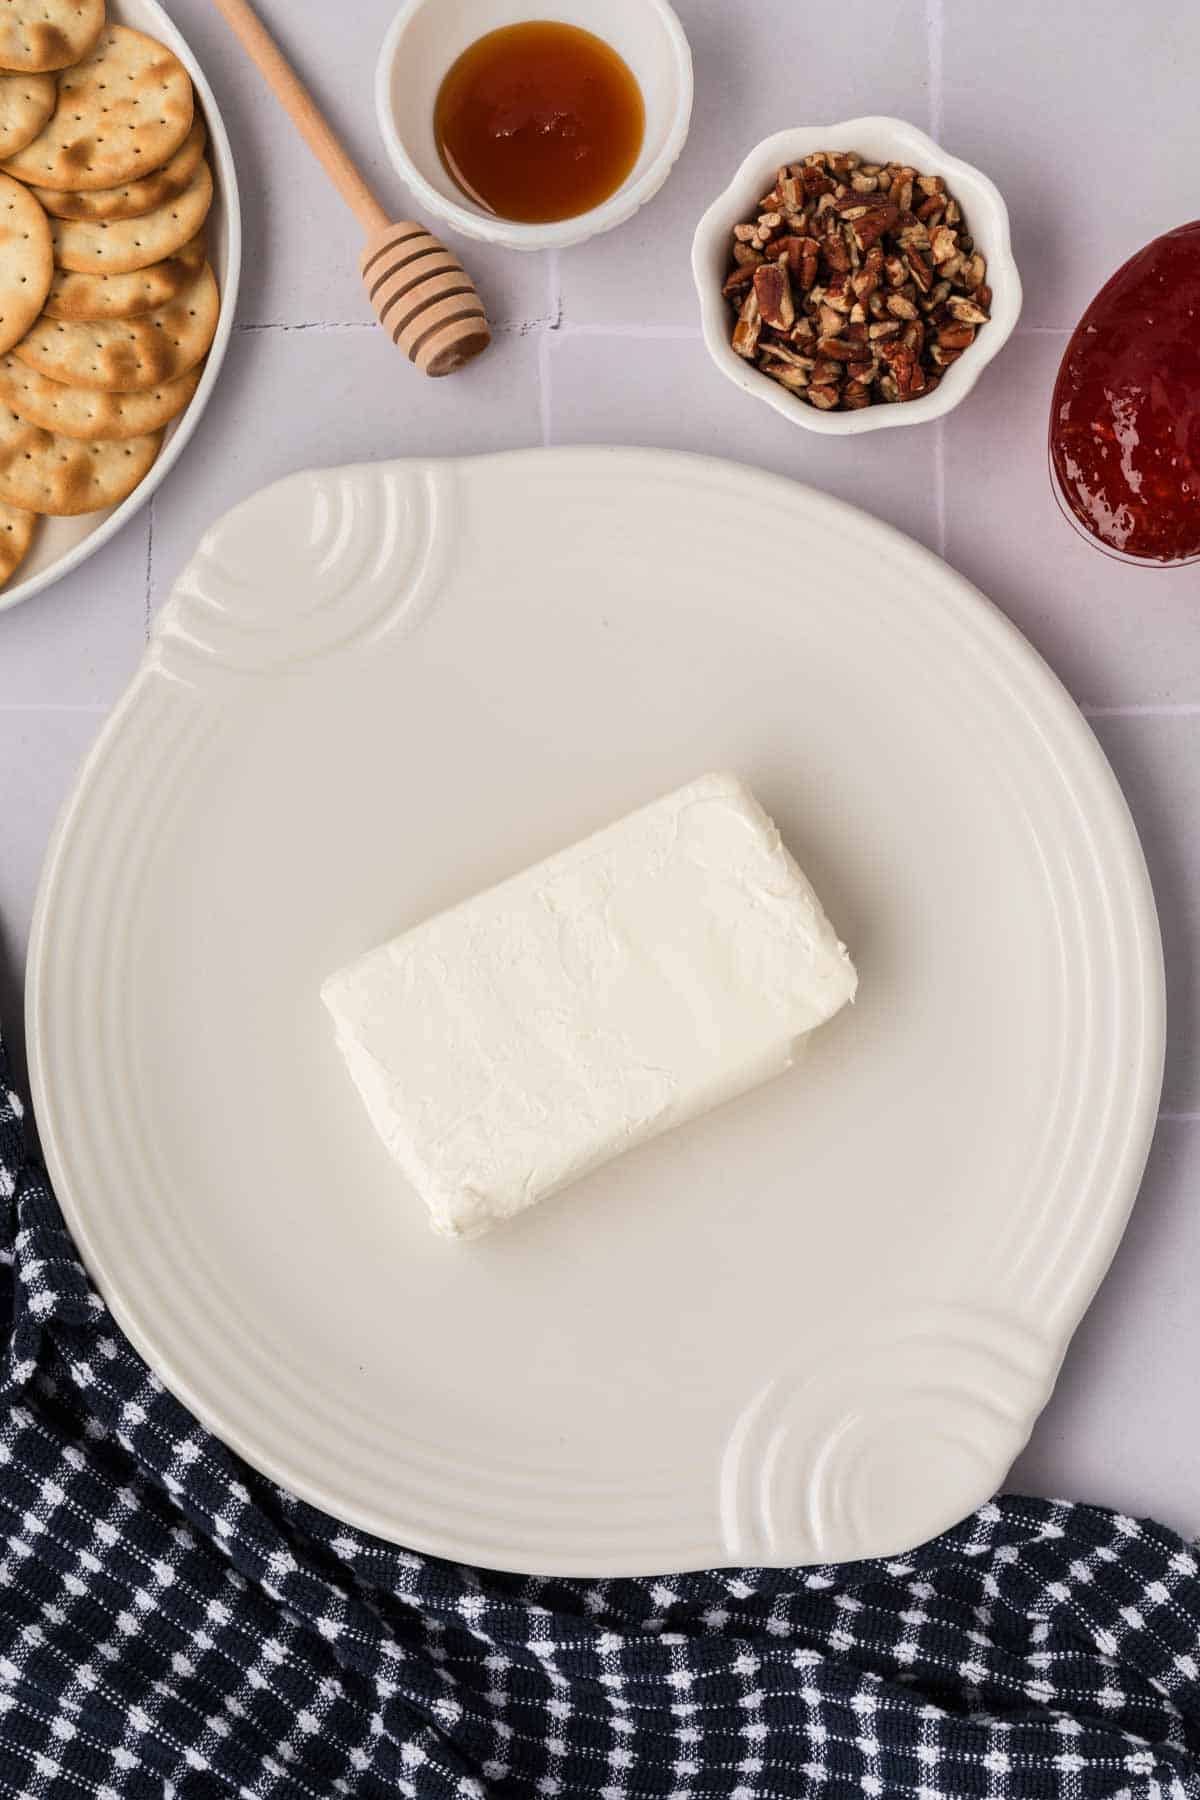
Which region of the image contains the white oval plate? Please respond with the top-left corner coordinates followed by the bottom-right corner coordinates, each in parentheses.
top-left (27, 448), bottom-right (1164, 1575)
top-left (0, 0), bottom-right (241, 615)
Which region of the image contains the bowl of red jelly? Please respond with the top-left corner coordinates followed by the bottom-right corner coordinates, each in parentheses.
top-left (1049, 220), bottom-right (1200, 566)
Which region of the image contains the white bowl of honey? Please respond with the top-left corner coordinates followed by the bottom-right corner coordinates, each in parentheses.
top-left (375, 1), bottom-right (693, 251)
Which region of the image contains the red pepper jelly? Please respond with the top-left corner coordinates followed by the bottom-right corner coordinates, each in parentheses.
top-left (1049, 221), bottom-right (1200, 564)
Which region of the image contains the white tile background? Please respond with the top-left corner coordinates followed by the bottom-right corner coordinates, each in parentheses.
top-left (2, 0), bottom-right (1198, 1540)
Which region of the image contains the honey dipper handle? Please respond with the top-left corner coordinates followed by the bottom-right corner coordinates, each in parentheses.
top-left (208, 0), bottom-right (389, 235)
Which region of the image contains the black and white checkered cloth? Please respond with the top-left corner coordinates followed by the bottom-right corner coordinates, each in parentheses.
top-left (0, 1037), bottom-right (1198, 1799)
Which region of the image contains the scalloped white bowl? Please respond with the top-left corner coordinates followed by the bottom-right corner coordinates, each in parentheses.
top-left (692, 117), bottom-right (1021, 436)
top-left (375, 0), bottom-right (693, 252)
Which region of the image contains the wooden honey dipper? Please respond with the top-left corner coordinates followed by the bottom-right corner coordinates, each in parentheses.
top-left (209, 0), bottom-right (491, 376)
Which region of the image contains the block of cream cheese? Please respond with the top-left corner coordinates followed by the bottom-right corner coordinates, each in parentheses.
top-left (322, 774), bottom-right (857, 1239)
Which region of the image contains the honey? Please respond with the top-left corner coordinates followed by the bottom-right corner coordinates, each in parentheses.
top-left (433, 21), bottom-right (645, 225)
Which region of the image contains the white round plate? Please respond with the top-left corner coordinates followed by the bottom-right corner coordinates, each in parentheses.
top-left (0, 0), bottom-right (241, 615)
top-left (27, 448), bottom-right (1164, 1574)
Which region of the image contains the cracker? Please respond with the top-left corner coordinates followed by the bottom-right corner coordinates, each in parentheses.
top-left (2, 24), bottom-right (193, 191)
top-left (14, 261), bottom-right (217, 389)
top-left (31, 115), bottom-right (206, 221)
top-left (0, 70), bottom-right (54, 158)
top-left (0, 398), bottom-right (160, 512)
top-left (0, 169), bottom-right (51, 353)
top-left (0, 495), bottom-right (34, 585)
top-left (0, 0), bottom-right (105, 73)
top-left (46, 226), bottom-right (205, 319)
top-left (0, 348), bottom-right (200, 438)
top-left (51, 157), bottom-right (211, 274)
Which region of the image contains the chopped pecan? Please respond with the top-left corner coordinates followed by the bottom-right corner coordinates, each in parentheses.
top-left (754, 261), bottom-right (795, 330)
top-left (947, 295), bottom-right (990, 325)
top-left (732, 289), bottom-right (761, 358)
top-left (823, 228), bottom-right (851, 273)
top-left (937, 323), bottom-right (976, 349)
top-left (851, 203), bottom-right (899, 250)
top-left (930, 224), bottom-right (959, 266)
top-left (886, 293), bottom-right (920, 320)
top-left (723, 264), bottom-right (757, 298)
top-left (732, 241), bottom-right (764, 268)
top-left (807, 384), bottom-right (840, 409)
top-left (816, 335), bottom-right (860, 360)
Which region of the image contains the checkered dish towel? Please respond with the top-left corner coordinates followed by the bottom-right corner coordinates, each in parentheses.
top-left (1, 1042), bottom-right (1198, 1800)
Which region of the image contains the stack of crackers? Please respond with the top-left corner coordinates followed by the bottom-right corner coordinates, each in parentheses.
top-left (0, 0), bottom-right (220, 590)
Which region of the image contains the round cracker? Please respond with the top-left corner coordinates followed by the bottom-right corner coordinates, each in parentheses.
top-left (0, 0), bottom-right (105, 73)
top-left (0, 398), bottom-right (160, 513)
top-left (0, 495), bottom-right (34, 585)
top-left (31, 114), bottom-right (206, 221)
top-left (13, 260), bottom-right (218, 389)
top-left (51, 157), bottom-right (211, 275)
top-left (0, 168), bottom-right (51, 353)
top-left (0, 70), bottom-right (54, 158)
top-left (2, 24), bottom-right (193, 191)
top-left (0, 348), bottom-right (200, 438)
top-left (46, 226), bottom-right (205, 319)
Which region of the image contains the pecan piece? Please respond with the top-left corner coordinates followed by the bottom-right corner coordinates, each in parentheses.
top-left (879, 338), bottom-right (922, 397)
top-left (807, 384), bottom-right (840, 410)
top-left (823, 227), bottom-right (851, 273)
top-left (851, 202), bottom-right (900, 251)
top-left (767, 363), bottom-right (812, 391)
top-left (723, 264), bottom-right (757, 298)
top-left (753, 261), bottom-right (795, 330)
top-left (930, 224), bottom-right (959, 266)
top-left (947, 295), bottom-right (990, 325)
top-left (732, 241), bottom-right (764, 269)
top-left (886, 293), bottom-right (921, 320)
top-left (817, 335), bottom-right (860, 360)
top-left (732, 289), bottom-right (761, 359)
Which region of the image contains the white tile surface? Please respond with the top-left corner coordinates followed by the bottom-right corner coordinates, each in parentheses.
top-left (942, 0), bottom-right (1197, 332)
top-left (1088, 716), bottom-right (1200, 1118)
top-left (0, 518), bottom-right (148, 708)
top-left (548, 331), bottom-right (942, 553)
top-left (1, 0), bottom-right (1197, 1548)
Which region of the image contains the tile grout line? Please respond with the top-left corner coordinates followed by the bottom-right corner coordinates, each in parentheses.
top-left (232, 318), bottom-right (1071, 339)
top-left (924, 0), bottom-right (945, 143)
top-left (1083, 704), bottom-right (1200, 719)
top-left (537, 249), bottom-right (560, 447)
top-left (926, 0), bottom-right (947, 556)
